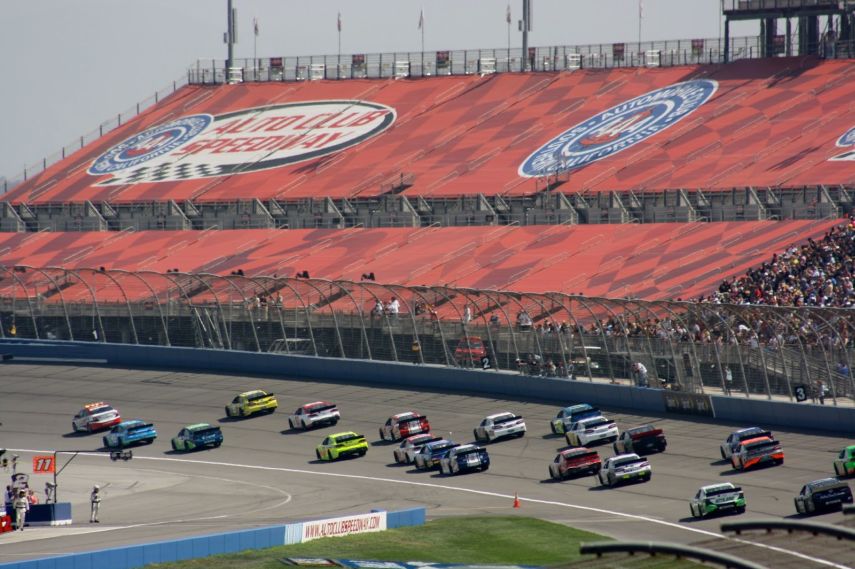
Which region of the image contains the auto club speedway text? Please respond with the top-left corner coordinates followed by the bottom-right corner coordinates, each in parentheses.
top-left (301, 511), bottom-right (386, 542)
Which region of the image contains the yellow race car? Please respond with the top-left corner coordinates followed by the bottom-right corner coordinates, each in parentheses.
top-left (225, 390), bottom-right (278, 418)
top-left (316, 431), bottom-right (368, 461)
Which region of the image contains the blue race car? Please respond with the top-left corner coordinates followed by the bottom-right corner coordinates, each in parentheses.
top-left (413, 439), bottom-right (459, 470)
top-left (171, 423), bottom-right (223, 452)
top-left (103, 420), bottom-right (157, 448)
top-left (439, 444), bottom-right (490, 475)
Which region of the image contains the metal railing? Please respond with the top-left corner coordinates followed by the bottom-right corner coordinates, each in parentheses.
top-left (580, 541), bottom-right (768, 569)
top-left (1, 266), bottom-right (852, 405)
top-left (190, 36), bottom-right (764, 85)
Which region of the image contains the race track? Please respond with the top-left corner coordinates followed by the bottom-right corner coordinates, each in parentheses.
top-left (0, 363), bottom-right (852, 567)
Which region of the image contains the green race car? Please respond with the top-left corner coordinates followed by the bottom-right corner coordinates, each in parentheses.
top-left (316, 431), bottom-right (368, 461)
top-left (689, 483), bottom-right (746, 518)
top-left (833, 445), bottom-right (855, 477)
top-left (225, 390), bottom-right (278, 418)
top-left (171, 423), bottom-right (223, 452)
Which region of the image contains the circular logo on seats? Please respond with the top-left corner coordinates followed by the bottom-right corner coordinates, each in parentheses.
top-left (89, 115), bottom-right (213, 175)
top-left (88, 101), bottom-right (396, 185)
top-left (518, 79), bottom-right (718, 177)
top-left (837, 126), bottom-right (855, 148)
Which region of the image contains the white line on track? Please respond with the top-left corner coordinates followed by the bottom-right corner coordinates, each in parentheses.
top-left (10, 448), bottom-right (849, 569)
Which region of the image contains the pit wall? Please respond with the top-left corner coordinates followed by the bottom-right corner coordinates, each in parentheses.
top-left (0, 507), bottom-right (426, 569)
top-left (1, 339), bottom-right (852, 434)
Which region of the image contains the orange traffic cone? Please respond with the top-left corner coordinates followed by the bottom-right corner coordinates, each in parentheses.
top-left (513, 492), bottom-right (521, 509)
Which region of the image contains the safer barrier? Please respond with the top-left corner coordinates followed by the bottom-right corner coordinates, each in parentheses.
top-left (2, 338), bottom-right (854, 434)
top-left (0, 507), bottom-right (426, 569)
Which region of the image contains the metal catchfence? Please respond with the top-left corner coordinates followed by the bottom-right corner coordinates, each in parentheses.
top-left (1, 265), bottom-right (852, 406)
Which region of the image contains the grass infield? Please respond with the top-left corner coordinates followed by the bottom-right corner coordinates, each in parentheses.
top-left (145, 516), bottom-right (698, 569)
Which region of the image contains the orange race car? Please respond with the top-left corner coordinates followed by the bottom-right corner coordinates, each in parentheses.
top-left (731, 436), bottom-right (784, 471)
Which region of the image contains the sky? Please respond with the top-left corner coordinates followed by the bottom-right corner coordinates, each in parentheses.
top-left (0, 0), bottom-right (758, 183)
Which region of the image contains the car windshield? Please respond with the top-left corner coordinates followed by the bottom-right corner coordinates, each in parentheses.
top-left (428, 442), bottom-right (454, 453)
top-left (705, 485), bottom-right (738, 497)
top-left (457, 448), bottom-right (481, 458)
top-left (565, 450), bottom-right (598, 461)
top-left (248, 392), bottom-right (270, 402)
top-left (745, 440), bottom-right (778, 454)
top-left (493, 414), bottom-right (518, 424)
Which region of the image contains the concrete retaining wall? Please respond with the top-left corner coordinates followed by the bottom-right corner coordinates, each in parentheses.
top-left (1, 339), bottom-right (853, 434)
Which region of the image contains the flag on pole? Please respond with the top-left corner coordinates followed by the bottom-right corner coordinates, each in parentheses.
top-left (506, 4), bottom-right (511, 24)
top-left (418, 8), bottom-right (424, 30)
top-left (253, 17), bottom-right (259, 36)
top-left (639, 0), bottom-right (644, 19)
top-left (337, 11), bottom-right (342, 32)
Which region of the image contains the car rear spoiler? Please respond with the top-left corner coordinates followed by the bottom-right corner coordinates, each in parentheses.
top-left (630, 428), bottom-right (663, 439)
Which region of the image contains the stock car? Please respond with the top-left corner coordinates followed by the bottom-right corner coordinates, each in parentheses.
top-left (731, 436), bottom-right (784, 471)
top-left (287, 401), bottom-right (340, 430)
top-left (613, 424), bottom-right (667, 455)
top-left (689, 483), bottom-right (746, 518)
top-left (379, 412), bottom-right (431, 442)
top-left (439, 444), bottom-right (490, 475)
top-left (414, 439), bottom-right (459, 470)
top-left (393, 433), bottom-right (443, 464)
top-left (225, 390), bottom-right (278, 418)
top-left (548, 448), bottom-right (602, 481)
top-left (315, 432), bottom-right (368, 461)
top-left (720, 427), bottom-right (772, 460)
top-left (72, 402), bottom-right (121, 433)
top-left (565, 416), bottom-right (619, 447)
top-left (171, 423), bottom-right (223, 452)
top-left (549, 404), bottom-right (602, 434)
top-left (794, 478), bottom-right (853, 515)
top-left (833, 445), bottom-right (855, 477)
top-left (597, 454), bottom-right (652, 488)
top-left (103, 420), bottom-right (157, 449)
top-left (473, 412), bottom-right (526, 442)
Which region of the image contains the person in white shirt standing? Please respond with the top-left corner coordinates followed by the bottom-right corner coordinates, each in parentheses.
top-left (90, 485), bottom-right (102, 523)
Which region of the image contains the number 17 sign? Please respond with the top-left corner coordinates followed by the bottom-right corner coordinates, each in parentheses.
top-left (32, 455), bottom-right (55, 474)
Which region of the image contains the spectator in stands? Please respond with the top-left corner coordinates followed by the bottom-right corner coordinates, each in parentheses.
top-left (632, 362), bottom-right (649, 388)
top-left (372, 299), bottom-right (384, 321)
top-left (386, 297), bottom-right (400, 318)
top-left (517, 311), bottom-right (532, 330)
top-left (462, 305), bottom-right (472, 325)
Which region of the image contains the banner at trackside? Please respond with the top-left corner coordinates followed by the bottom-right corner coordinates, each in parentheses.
top-left (299, 511), bottom-right (387, 543)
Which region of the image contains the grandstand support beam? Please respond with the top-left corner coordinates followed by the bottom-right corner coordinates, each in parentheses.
top-left (0, 202), bottom-right (25, 232)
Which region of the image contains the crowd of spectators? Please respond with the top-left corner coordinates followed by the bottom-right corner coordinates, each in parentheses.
top-left (702, 217), bottom-right (855, 308)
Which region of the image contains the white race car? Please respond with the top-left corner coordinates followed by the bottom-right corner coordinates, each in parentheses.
top-left (597, 454), bottom-right (652, 488)
top-left (393, 433), bottom-right (443, 464)
top-left (287, 401), bottom-right (340, 430)
top-left (473, 412), bottom-right (526, 443)
top-left (565, 416), bottom-right (619, 447)
top-left (72, 402), bottom-right (121, 433)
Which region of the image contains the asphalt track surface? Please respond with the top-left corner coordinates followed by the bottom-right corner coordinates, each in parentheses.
top-left (0, 363), bottom-right (853, 568)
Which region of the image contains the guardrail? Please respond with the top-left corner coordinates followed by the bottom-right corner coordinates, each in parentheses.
top-left (720, 519), bottom-right (855, 541)
top-left (0, 507), bottom-right (425, 569)
top-left (579, 541), bottom-right (768, 569)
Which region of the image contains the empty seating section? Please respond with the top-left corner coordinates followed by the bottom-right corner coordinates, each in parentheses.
top-left (4, 58), bottom-right (853, 207)
top-left (0, 219), bottom-right (838, 306)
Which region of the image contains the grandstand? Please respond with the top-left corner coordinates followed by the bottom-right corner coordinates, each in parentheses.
top-left (1, 9), bottom-right (854, 404)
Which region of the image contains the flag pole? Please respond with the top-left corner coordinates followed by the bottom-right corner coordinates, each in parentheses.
top-left (253, 17), bottom-right (258, 75)
top-left (506, 4), bottom-right (511, 68)
top-left (337, 12), bottom-right (342, 78)
top-left (638, 1), bottom-right (643, 47)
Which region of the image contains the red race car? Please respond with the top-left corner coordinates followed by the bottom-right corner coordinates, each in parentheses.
top-left (379, 411), bottom-right (430, 441)
top-left (548, 447), bottom-right (602, 481)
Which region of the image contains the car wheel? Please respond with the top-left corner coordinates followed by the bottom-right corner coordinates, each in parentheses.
top-left (690, 505), bottom-right (697, 518)
top-left (171, 440), bottom-right (179, 451)
top-left (550, 468), bottom-right (559, 481)
top-left (609, 436), bottom-right (618, 443)
top-left (394, 453), bottom-right (402, 464)
top-left (316, 449), bottom-right (322, 460)
top-left (225, 406), bottom-right (232, 418)
top-left (736, 506), bottom-right (746, 515)
top-left (359, 449), bottom-right (366, 457)
top-left (550, 423), bottom-right (557, 435)
top-left (332, 418), bottom-right (339, 425)
top-left (214, 441), bottom-right (221, 448)
top-left (473, 429), bottom-right (481, 442)
top-left (607, 473), bottom-right (616, 488)
top-left (379, 428), bottom-right (385, 441)
top-left (301, 419), bottom-right (308, 430)
top-left (481, 463), bottom-right (489, 471)
top-left (720, 448), bottom-right (727, 460)
top-left (102, 437), bottom-right (109, 448)
top-left (612, 443), bottom-right (619, 454)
